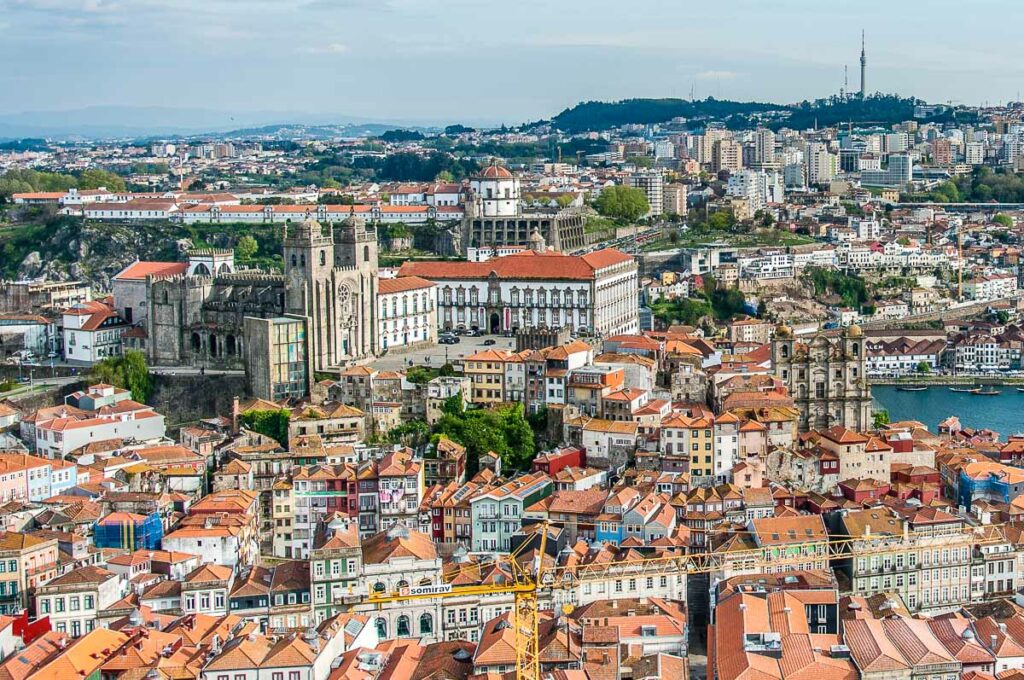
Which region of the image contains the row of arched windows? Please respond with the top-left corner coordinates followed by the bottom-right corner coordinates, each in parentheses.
top-left (375, 613), bottom-right (432, 638)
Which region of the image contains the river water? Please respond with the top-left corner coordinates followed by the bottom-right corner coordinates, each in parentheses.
top-left (872, 385), bottom-right (1024, 438)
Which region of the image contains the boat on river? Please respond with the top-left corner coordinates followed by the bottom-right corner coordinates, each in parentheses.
top-left (974, 387), bottom-right (1002, 396)
top-left (896, 385), bottom-right (928, 392)
top-left (950, 387), bottom-right (981, 394)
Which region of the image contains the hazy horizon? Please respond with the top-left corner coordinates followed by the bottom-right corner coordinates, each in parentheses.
top-left (2, 0), bottom-right (1023, 127)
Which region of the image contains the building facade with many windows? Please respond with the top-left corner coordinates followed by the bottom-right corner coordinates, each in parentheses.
top-left (399, 248), bottom-right (638, 336)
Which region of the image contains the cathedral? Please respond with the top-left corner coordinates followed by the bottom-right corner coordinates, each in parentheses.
top-left (771, 324), bottom-right (873, 432)
top-left (143, 216), bottom-right (378, 373)
top-left (283, 215), bottom-right (378, 369)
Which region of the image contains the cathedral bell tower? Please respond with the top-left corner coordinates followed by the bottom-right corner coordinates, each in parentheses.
top-left (332, 214), bottom-right (380, 360)
top-left (284, 218), bottom-right (334, 314)
top-left (283, 218), bottom-right (337, 371)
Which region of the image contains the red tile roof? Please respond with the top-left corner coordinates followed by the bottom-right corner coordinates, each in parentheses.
top-left (378, 276), bottom-right (436, 294)
top-left (398, 248), bottom-right (631, 282)
top-left (114, 261), bottom-right (188, 280)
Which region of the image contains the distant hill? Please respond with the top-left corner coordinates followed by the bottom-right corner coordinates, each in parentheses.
top-left (0, 106), bottom-right (441, 140)
top-left (551, 97), bottom-right (783, 132)
top-left (203, 122), bottom-right (434, 141)
top-left (0, 138), bottom-right (49, 152)
top-left (547, 94), bottom-right (970, 132)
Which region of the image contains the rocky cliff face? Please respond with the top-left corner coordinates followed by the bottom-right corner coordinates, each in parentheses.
top-left (9, 217), bottom-right (278, 292)
top-left (14, 218), bottom-right (195, 291)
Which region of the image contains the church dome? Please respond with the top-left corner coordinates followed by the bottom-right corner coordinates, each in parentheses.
top-left (775, 324), bottom-right (793, 338)
top-left (847, 324), bottom-right (864, 338)
top-left (478, 164), bottom-right (514, 179)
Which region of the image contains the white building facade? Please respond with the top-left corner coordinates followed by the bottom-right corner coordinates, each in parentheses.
top-left (376, 276), bottom-right (437, 350)
top-left (399, 249), bottom-right (639, 336)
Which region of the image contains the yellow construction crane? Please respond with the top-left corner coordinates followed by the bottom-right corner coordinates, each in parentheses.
top-left (365, 522), bottom-right (1003, 680)
top-left (368, 527), bottom-right (550, 680)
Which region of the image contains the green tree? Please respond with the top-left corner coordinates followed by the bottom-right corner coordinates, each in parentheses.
top-left (803, 266), bottom-right (868, 309)
top-left (872, 410), bottom-right (890, 429)
top-left (555, 193), bottom-right (576, 209)
top-left (235, 235), bottom-right (258, 260)
top-left (89, 350), bottom-right (154, 403)
top-left (993, 213), bottom-right (1014, 228)
top-left (240, 408), bottom-right (291, 446)
top-left (406, 365), bottom-right (440, 384)
top-left (593, 185), bottom-right (650, 222)
top-left (707, 211), bottom-right (735, 231)
top-left (385, 419), bottom-right (431, 446)
top-left (432, 401), bottom-right (535, 474)
top-left (709, 287), bottom-right (747, 321)
top-left (702, 274), bottom-right (718, 299)
top-left (434, 170), bottom-right (455, 182)
top-left (650, 297), bottom-right (712, 326)
top-left (916, 361), bottom-right (931, 374)
top-left (78, 168), bottom-right (126, 192)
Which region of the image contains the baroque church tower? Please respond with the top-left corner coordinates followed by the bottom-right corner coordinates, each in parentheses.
top-left (771, 324), bottom-right (872, 432)
top-left (284, 215), bottom-right (379, 371)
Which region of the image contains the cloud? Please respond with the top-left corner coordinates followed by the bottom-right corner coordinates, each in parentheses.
top-left (695, 70), bottom-right (739, 80)
top-left (298, 42), bottom-right (350, 55)
top-left (2, 0), bottom-right (116, 11)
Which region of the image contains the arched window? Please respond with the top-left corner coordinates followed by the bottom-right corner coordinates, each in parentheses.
top-left (364, 245), bottom-right (370, 262)
top-left (419, 613), bottom-right (433, 635)
top-left (193, 263), bottom-right (210, 276)
top-left (162, 290), bottom-right (169, 305)
top-left (372, 581), bottom-right (385, 594)
top-left (396, 580), bottom-right (409, 590)
top-left (852, 342), bottom-right (860, 357)
top-left (291, 254), bottom-right (297, 267)
top-left (375, 618), bottom-right (387, 638)
top-left (190, 333), bottom-right (201, 352)
top-left (320, 250), bottom-right (326, 266)
top-left (300, 254), bottom-right (305, 267)
top-left (209, 335), bottom-right (218, 357)
top-left (226, 335), bottom-right (236, 356)
top-left (397, 615), bottom-right (410, 637)
top-left (781, 345), bottom-right (789, 358)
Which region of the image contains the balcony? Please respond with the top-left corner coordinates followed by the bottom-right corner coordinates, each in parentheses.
top-left (27, 563), bottom-right (57, 578)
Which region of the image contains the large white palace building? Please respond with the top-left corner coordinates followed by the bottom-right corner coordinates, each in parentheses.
top-left (398, 246), bottom-right (638, 337)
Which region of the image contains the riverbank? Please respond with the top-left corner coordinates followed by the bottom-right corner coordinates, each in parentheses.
top-left (869, 375), bottom-right (1024, 386)
top-left (873, 385), bottom-right (1024, 436)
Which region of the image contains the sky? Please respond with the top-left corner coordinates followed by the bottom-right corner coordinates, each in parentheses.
top-left (1, 0), bottom-right (1023, 127)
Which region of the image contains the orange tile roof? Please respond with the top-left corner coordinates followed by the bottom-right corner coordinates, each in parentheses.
top-left (377, 276), bottom-right (436, 294)
top-left (26, 628), bottom-right (130, 680)
top-left (399, 248), bottom-right (631, 282)
top-left (114, 261), bottom-right (189, 280)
